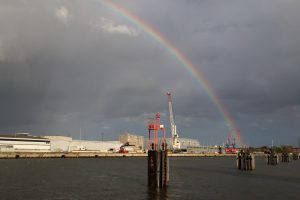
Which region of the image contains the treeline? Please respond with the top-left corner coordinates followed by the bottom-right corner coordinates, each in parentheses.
top-left (249, 145), bottom-right (295, 153)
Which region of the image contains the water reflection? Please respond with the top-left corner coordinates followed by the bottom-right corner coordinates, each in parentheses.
top-left (147, 187), bottom-right (169, 200)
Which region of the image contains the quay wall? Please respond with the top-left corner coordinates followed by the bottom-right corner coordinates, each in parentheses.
top-left (0, 152), bottom-right (238, 159)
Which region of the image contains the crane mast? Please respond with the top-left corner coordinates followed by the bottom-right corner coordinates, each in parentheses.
top-left (166, 92), bottom-right (180, 150)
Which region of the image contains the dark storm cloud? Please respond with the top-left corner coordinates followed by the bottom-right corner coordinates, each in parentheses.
top-left (153, 1), bottom-right (300, 118)
top-left (0, 0), bottom-right (181, 132)
top-left (0, 0), bottom-right (299, 145)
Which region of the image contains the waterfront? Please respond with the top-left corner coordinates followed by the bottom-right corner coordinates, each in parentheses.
top-left (0, 152), bottom-right (236, 159)
top-left (0, 157), bottom-right (299, 200)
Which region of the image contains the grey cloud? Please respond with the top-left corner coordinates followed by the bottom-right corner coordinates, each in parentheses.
top-left (0, 0), bottom-right (299, 146)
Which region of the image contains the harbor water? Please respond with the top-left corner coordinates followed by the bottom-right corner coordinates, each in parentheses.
top-left (0, 156), bottom-right (299, 200)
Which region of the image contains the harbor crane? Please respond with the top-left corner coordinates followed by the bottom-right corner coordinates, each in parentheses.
top-left (166, 92), bottom-right (181, 150)
top-left (225, 129), bottom-right (239, 154)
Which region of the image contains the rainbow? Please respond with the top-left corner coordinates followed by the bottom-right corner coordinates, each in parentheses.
top-left (102, 0), bottom-right (243, 146)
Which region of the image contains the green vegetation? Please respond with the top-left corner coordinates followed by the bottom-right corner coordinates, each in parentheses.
top-left (252, 145), bottom-right (294, 153)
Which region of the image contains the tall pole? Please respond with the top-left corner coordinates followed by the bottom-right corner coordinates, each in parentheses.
top-left (101, 132), bottom-right (104, 141)
top-left (80, 128), bottom-right (82, 141)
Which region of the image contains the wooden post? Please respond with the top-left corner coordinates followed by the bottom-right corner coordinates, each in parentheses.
top-left (267, 149), bottom-right (278, 165)
top-left (237, 153), bottom-right (242, 169)
top-left (159, 150), bottom-right (169, 188)
top-left (148, 150), bottom-right (160, 188)
top-left (147, 112), bottom-right (169, 189)
top-left (237, 149), bottom-right (255, 170)
top-left (281, 152), bottom-right (290, 163)
top-left (148, 149), bottom-right (169, 188)
top-left (292, 153), bottom-right (299, 160)
top-left (251, 153), bottom-right (255, 170)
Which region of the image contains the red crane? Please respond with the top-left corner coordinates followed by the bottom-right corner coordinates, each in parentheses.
top-left (225, 129), bottom-right (239, 154)
top-left (148, 113), bottom-right (167, 151)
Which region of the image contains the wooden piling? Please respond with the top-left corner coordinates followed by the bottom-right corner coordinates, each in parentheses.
top-left (281, 152), bottom-right (290, 163)
top-left (237, 150), bottom-right (255, 170)
top-left (148, 150), bottom-right (159, 188)
top-left (148, 149), bottom-right (169, 188)
top-left (292, 153), bottom-right (299, 160)
top-left (250, 153), bottom-right (255, 170)
top-left (267, 154), bottom-right (279, 165)
top-left (147, 112), bottom-right (169, 189)
top-left (267, 149), bottom-right (279, 165)
top-left (159, 150), bottom-right (169, 188)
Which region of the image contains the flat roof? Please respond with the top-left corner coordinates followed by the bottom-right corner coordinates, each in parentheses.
top-left (0, 134), bottom-right (47, 140)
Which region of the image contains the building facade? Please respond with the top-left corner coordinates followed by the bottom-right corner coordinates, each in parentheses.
top-left (164, 137), bottom-right (200, 150)
top-left (45, 136), bottom-right (122, 152)
top-left (0, 133), bottom-right (50, 152)
top-left (119, 133), bottom-right (144, 151)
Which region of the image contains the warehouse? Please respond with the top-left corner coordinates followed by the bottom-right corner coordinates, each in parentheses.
top-left (45, 136), bottom-right (122, 152)
top-left (0, 133), bottom-right (50, 152)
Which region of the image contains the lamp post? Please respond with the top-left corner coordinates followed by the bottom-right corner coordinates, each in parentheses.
top-left (101, 132), bottom-right (104, 141)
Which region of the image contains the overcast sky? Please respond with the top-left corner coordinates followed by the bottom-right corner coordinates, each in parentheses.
top-left (0, 0), bottom-right (300, 147)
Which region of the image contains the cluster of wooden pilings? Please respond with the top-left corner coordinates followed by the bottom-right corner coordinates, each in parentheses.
top-left (236, 150), bottom-right (255, 170)
top-left (266, 148), bottom-right (300, 165)
top-left (267, 149), bottom-right (279, 165)
top-left (148, 148), bottom-right (169, 188)
top-left (292, 153), bottom-right (299, 160)
top-left (281, 152), bottom-right (290, 163)
top-left (147, 113), bottom-right (169, 189)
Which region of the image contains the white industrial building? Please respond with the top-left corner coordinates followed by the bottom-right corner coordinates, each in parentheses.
top-left (178, 138), bottom-right (201, 149)
top-left (144, 137), bottom-right (201, 150)
top-left (0, 133), bottom-right (51, 152)
top-left (44, 136), bottom-right (72, 152)
top-left (70, 140), bottom-right (122, 152)
top-left (0, 133), bottom-right (122, 153)
top-left (164, 138), bottom-right (200, 150)
top-left (45, 136), bottom-right (122, 152)
top-left (0, 133), bottom-right (201, 153)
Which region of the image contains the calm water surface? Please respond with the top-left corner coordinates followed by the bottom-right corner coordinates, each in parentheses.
top-left (0, 157), bottom-right (299, 200)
